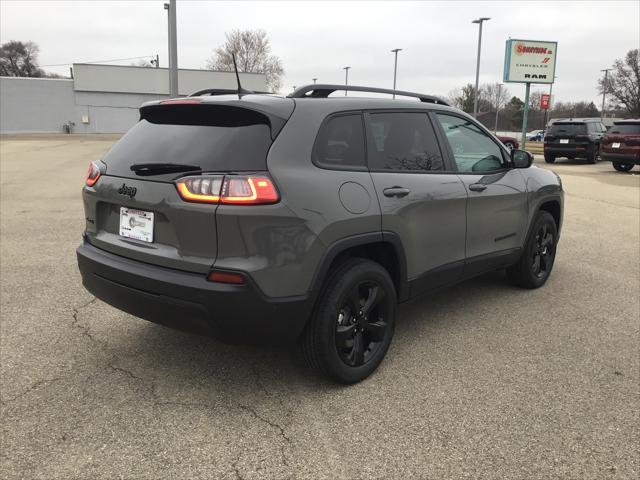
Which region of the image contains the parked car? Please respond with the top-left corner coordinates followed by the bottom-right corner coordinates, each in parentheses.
top-left (543, 118), bottom-right (606, 164)
top-left (77, 84), bottom-right (564, 383)
top-left (496, 135), bottom-right (519, 150)
top-left (526, 130), bottom-right (545, 142)
top-left (600, 119), bottom-right (640, 172)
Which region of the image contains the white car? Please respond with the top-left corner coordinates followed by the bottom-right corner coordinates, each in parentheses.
top-left (526, 130), bottom-right (545, 141)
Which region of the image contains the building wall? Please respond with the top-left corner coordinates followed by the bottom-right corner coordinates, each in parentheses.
top-left (1, 65), bottom-right (269, 134)
top-left (1, 77), bottom-right (76, 134)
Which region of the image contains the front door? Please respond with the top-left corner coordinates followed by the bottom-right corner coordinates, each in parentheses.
top-left (433, 112), bottom-right (528, 274)
top-left (365, 111), bottom-right (468, 296)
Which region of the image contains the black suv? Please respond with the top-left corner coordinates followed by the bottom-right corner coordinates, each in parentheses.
top-left (77, 84), bottom-right (564, 383)
top-left (544, 118), bottom-right (607, 164)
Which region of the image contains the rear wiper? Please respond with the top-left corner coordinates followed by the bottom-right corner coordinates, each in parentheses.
top-left (130, 163), bottom-right (202, 176)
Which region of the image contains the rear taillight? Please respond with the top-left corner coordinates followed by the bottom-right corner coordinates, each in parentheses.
top-left (85, 161), bottom-right (102, 187)
top-left (175, 174), bottom-right (279, 205)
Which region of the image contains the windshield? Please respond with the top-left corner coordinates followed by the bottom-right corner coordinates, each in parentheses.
top-left (549, 123), bottom-right (586, 135)
top-left (609, 123), bottom-right (640, 135)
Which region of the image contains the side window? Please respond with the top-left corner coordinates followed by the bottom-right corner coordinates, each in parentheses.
top-left (312, 114), bottom-right (366, 170)
top-left (435, 113), bottom-right (506, 173)
top-left (366, 112), bottom-right (444, 172)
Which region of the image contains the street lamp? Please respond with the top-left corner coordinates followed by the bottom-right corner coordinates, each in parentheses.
top-left (391, 48), bottom-right (402, 99)
top-left (312, 78), bottom-right (317, 84)
top-left (343, 66), bottom-right (351, 96)
top-left (600, 69), bottom-right (612, 120)
top-left (472, 17), bottom-right (490, 118)
top-left (494, 83), bottom-right (503, 134)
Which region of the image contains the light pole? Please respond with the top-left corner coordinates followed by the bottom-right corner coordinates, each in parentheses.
top-left (600, 68), bottom-right (612, 120)
top-left (164, 1), bottom-right (178, 97)
top-left (343, 66), bottom-right (351, 96)
top-left (494, 83), bottom-right (502, 134)
top-left (312, 78), bottom-right (317, 84)
top-left (472, 17), bottom-right (490, 118)
top-left (391, 48), bottom-right (402, 98)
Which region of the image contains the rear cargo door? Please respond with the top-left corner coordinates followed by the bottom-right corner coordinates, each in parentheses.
top-left (83, 103), bottom-right (279, 273)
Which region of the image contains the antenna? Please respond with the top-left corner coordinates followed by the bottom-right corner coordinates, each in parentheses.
top-left (232, 53), bottom-right (253, 98)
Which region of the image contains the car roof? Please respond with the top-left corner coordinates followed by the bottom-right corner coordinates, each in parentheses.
top-left (613, 119), bottom-right (640, 124)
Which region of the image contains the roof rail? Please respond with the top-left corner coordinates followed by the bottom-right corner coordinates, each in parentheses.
top-left (288, 84), bottom-right (450, 106)
top-left (189, 88), bottom-right (240, 97)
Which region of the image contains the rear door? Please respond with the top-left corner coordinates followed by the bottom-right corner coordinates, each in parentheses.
top-left (433, 112), bottom-right (528, 274)
top-left (83, 102), bottom-right (285, 273)
top-left (365, 111), bottom-right (467, 295)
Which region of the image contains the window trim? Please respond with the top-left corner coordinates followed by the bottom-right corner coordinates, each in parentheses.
top-left (311, 110), bottom-right (368, 172)
top-left (432, 111), bottom-right (511, 175)
top-left (362, 109), bottom-right (454, 174)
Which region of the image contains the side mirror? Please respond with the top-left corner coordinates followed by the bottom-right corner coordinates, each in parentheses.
top-left (511, 149), bottom-right (534, 169)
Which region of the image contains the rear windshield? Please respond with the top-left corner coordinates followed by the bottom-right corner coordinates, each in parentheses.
top-left (609, 123), bottom-right (640, 135)
top-left (102, 105), bottom-right (273, 177)
top-left (549, 123), bottom-right (586, 135)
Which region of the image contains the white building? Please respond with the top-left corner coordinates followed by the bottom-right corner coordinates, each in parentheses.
top-left (0, 64), bottom-right (268, 134)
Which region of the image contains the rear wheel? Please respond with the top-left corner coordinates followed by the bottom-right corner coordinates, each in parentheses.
top-left (613, 162), bottom-right (634, 172)
top-left (302, 258), bottom-right (396, 384)
top-left (587, 145), bottom-right (599, 164)
top-left (507, 211), bottom-right (558, 289)
top-left (544, 154), bottom-right (556, 164)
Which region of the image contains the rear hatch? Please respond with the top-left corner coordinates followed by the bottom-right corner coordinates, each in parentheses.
top-left (82, 97), bottom-right (293, 273)
top-left (602, 121), bottom-right (640, 154)
top-left (545, 122), bottom-right (589, 148)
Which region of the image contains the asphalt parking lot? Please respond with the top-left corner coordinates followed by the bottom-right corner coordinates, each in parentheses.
top-left (1, 135), bottom-right (638, 479)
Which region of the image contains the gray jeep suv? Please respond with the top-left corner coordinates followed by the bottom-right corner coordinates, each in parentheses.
top-left (77, 84), bottom-right (563, 383)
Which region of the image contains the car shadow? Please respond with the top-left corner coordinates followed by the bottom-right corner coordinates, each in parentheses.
top-left (116, 270), bottom-right (518, 398)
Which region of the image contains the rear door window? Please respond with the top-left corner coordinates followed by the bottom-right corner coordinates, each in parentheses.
top-left (102, 104), bottom-right (274, 180)
top-left (366, 112), bottom-right (445, 172)
top-left (312, 114), bottom-right (366, 170)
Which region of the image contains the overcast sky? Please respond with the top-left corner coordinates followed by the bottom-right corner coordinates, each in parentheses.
top-left (2, 1), bottom-right (639, 104)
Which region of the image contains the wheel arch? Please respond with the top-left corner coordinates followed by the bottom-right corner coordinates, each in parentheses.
top-left (308, 232), bottom-right (410, 305)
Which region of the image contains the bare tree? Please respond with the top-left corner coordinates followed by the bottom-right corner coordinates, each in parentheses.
top-left (598, 49), bottom-right (640, 116)
top-left (0, 40), bottom-right (44, 77)
top-left (206, 29), bottom-right (283, 92)
top-left (481, 82), bottom-right (510, 111)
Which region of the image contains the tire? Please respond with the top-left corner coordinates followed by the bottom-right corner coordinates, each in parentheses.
top-left (613, 163), bottom-right (634, 172)
top-left (587, 145), bottom-right (599, 164)
top-left (302, 258), bottom-right (396, 384)
top-left (544, 154), bottom-right (555, 164)
top-left (507, 211), bottom-right (558, 289)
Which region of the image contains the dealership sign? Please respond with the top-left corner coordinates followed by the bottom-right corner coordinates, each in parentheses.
top-left (503, 39), bottom-right (557, 84)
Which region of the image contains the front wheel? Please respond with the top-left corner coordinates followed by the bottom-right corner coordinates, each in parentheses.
top-left (507, 211), bottom-right (558, 289)
top-left (613, 162), bottom-right (634, 172)
top-left (302, 258), bottom-right (396, 383)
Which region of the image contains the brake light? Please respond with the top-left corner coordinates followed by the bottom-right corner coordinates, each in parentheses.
top-left (176, 174), bottom-right (279, 205)
top-left (85, 161), bottom-right (101, 187)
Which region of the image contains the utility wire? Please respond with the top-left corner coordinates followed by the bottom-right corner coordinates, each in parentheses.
top-left (41, 55), bottom-right (156, 67)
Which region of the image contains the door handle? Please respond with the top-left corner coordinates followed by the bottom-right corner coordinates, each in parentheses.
top-left (468, 183), bottom-right (487, 192)
top-left (383, 187), bottom-right (410, 198)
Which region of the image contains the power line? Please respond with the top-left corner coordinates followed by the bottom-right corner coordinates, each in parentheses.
top-left (40, 55), bottom-right (156, 67)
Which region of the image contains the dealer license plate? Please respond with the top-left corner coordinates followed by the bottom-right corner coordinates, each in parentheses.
top-left (560, 139), bottom-right (569, 144)
top-left (612, 142), bottom-right (621, 149)
top-left (119, 207), bottom-right (154, 243)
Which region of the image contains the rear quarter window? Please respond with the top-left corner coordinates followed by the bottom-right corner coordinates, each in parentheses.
top-left (312, 114), bottom-right (366, 170)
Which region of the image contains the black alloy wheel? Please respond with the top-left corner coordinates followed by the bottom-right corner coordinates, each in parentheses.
top-left (334, 281), bottom-right (389, 367)
top-left (531, 223), bottom-right (555, 279)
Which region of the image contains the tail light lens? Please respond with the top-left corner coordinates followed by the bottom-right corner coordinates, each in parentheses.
top-left (207, 270), bottom-right (246, 284)
top-left (85, 161), bottom-right (102, 187)
top-left (175, 174), bottom-right (279, 205)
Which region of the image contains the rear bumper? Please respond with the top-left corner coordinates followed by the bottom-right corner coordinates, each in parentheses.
top-left (600, 152), bottom-right (640, 164)
top-left (76, 239), bottom-right (311, 344)
top-left (544, 144), bottom-right (596, 157)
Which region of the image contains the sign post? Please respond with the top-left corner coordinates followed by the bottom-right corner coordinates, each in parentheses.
top-left (504, 39), bottom-right (557, 149)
